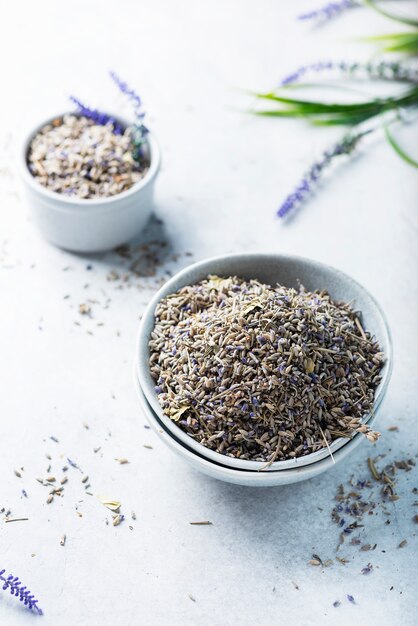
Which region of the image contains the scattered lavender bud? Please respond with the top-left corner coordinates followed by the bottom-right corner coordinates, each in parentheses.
top-left (347, 594), bottom-right (355, 604)
top-left (112, 514), bottom-right (125, 527)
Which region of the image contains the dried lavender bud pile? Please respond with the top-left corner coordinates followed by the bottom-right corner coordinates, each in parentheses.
top-left (27, 115), bottom-right (149, 199)
top-left (149, 276), bottom-right (384, 462)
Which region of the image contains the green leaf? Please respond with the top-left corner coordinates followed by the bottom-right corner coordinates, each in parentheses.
top-left (383, 39), bottom-right (418, 55)
top-left (256, 91), bottom-right (384, 112)
top-left (253, 85), bottom-right (418, 126)
top-left (384, 123), bottom-right (418, 168)
top-left (362, 0), bottom-right (418, 28)
top-left (364, 33), bottom-right (418, 41)
top-left (311, 114), bottom-right (374, 126)
top-left (363, 32), bottom-right (418, 54)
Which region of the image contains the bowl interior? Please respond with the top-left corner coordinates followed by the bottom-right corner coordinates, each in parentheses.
top-left (136, 253), bottom-right (392, 470)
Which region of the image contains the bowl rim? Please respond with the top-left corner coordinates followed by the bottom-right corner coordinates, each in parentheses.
top-left (136, 252), bottom-right (393, 470)
top-left (133, 361), bottom-right (374, 484)
top-left (18, 111), bottom-right (161, 209)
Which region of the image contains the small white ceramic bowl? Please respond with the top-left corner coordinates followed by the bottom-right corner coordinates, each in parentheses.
top-left (18, 113), bottom-right (161, 253)
top-left (133, 365), bottom-right (376, 486)
top-left (136, 253), bottom-right (392, 473)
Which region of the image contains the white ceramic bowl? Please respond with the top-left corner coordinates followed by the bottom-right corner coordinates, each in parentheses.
top-left (136, 253), bottom-right (392, 472)
top-left (133, 365), bottom-right (376, 486)
top-left (18, 113), bottom-right (161, 253)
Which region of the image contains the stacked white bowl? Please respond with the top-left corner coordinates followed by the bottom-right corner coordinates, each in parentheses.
top-left (134, 253), bottom-right (392, 486)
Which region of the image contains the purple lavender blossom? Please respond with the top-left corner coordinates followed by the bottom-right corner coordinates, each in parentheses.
top-left (298, 0), bottom-right (358, 22)
top-left (66, 457), bottom-right (82, 470)
top-left (280, 60), bottom-right (418, 86)
top-left (69, 96), bottom-right (123, 134)
top-left (0, 568), bottom-right (43, 615)
top-left (277, 128), bottom-right (372, 218)
top-left (347, 594), bottom-right (355, 603)
top-left (109, 71), bottom-right (143, 115)
top-left (109, 71), bottom-right (149, 162)
top-left (281, 61), bottom-right (335, 85)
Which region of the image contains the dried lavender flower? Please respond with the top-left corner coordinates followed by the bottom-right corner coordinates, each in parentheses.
top-left (109, 71), bottom-right (143, 115)
top-left (297, 0), bottom-right (358, 22)
top-left (69, 96), bottom-right (123, 134)
top-left (280, 60), bottom-right (418, 86)
top-left (109, 71), bottom-right (148, 162)
top-left (278, 128), bottom-right (371, 218)
top-left (0, 568), bottom-right (43, 615)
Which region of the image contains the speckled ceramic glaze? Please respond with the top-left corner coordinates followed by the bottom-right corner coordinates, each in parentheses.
top-left (135, 253), bottom-right (392, 478)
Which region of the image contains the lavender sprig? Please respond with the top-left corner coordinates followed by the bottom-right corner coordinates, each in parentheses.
top-left (297, 0), bottom-right (358, 22)
top-left (109, 71), bottom-right (148, 162)
top-left (109, 72), bottom-right (143, 116)
top-left (280, 60), bottom-right (418, 86)
top-left (0, 568), bottom-right (43, 615)
top-left (69, 96), bottom-right (123, 134)
top-left (278, 128), bottom-right (371, 218)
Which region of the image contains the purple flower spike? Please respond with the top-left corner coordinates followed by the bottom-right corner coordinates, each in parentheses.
top-left (280, 60), bottom-right (418, 87)
top-left (0, 568), bottom-right (43, 615)
top-left (281, 61), bottom-right (335, 85)
top-left (277, 128), bottom-right (372, 218)
top-left (298, 0), bottom-right (357, 22)
top-left (69, 96), bottom-right (123, 134)
top-left (347, 594), bottom-right (355, 604)
top-left (109, 71), bottom-right (143, 113)
top-left (109, 71), bottom-right (148, 162)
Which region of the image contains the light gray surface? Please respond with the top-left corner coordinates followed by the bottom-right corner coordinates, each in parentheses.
top-left (0, 1), bottom-right (417, 625)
